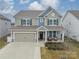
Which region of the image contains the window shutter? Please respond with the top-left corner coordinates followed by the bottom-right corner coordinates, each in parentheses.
top-left (21, 19), bottom-right (26, 26)
top-left (30, 19), bottom-right (32, 25)
top-left (57, 19), bottom-right (58, 25)
top-left (38, 18), bottom-right (40, 26)
top-left (21, 19), bottom-right (22, 25)
top-left (47, 19), bottom-right (49, 25)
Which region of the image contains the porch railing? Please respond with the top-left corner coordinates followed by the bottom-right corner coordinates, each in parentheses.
top-left (47, 37), bottom-right (61, 41)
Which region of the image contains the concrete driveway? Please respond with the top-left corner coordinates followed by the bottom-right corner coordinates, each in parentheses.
top-left (0, 42), bottom-right (41, 59)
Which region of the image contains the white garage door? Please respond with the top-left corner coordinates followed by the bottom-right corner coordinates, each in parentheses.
top-left (15, 33), bottom-right (36, 42)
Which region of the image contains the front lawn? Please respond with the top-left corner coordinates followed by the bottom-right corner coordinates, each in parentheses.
top-left (41, 38), bottom-right (79, 59)
top-left (41, 48), bottom-right (77, 59)
top-left (0, 36), bottom-right (7, 49)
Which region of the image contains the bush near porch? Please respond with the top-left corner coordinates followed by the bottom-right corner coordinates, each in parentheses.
top-left (45, 42), bottom-right (68, 50)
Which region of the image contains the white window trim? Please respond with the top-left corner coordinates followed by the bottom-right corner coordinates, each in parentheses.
top-left (37, 17), bottom-right (44, 26)
top-left (22, 18), bottom-right (31, 26)
top-left (21, 19), bottom-right (26, 26)
top-left (40, 18), bottom-right (44, 22)
top-left (48, 18), bottom-right (58, 26)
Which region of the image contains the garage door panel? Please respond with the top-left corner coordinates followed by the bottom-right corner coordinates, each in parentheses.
top-left (15, 33), bottom-right (36, 42)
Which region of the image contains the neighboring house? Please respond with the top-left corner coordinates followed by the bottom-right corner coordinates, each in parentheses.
top-left (63, 10), bottom-right (79, 41)
top-left (11, 7), bottom-right (64, 43)
top-left (0, 14), bottom-right (11, 38)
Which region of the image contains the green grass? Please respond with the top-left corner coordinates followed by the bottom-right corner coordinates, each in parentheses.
top-left (41, 37), bottom-right (79, 59)
top-left (0, 36), bottom-right (7, 49)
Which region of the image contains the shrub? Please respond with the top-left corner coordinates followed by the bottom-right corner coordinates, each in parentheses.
top-left (45, 42), bottom-right (65, 50)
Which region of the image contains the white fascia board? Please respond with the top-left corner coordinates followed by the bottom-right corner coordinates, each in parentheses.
top-left (36, 26), bottom-right (48, 31)
top-left (13, 32), bottom-right (36, 34)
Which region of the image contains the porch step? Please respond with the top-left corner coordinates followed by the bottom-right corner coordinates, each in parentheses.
top-left (34, 42), bottom-right (45, 47)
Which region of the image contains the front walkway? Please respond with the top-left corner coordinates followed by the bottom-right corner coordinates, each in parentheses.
top-left (0, 42), bottom-right (41, 59)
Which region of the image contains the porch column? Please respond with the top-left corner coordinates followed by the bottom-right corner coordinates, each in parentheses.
top-left (11, 32), bottom-right (13, 42)
top-left (11, 29), bottom-right (14, 42)
top-left (37, 31), bottom-right (38, 43)
top-left (45, 31), bottom-right (47, 42)
top-left (13, 32), bottom-right (15, 42)
top-left (62, 31), bottom-right (64, 42)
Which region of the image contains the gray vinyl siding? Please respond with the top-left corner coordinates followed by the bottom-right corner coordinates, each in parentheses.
top-left (63, 12), bottom-right (79, 41)
top-left (0, 19), bottom-right (11, 38)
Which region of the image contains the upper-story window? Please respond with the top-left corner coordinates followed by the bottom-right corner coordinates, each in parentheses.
top-left (21, 19), bottom-right (26, 26)
top-left (37, 17), bottom-right (44, 26)
top-left (48, 18), bottom-right (58, 26)
top-left (21, 18), bottom-right (32, 26)
top-left (40, 18), bottom-right (44, 23)
top-left (54, 19), bottom-right (58, 25)
top-left (48, 19), bottom-right (53, 26)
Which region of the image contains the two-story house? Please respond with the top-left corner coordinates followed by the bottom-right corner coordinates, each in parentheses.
top-left (11, 7), bottom-right (64, 43)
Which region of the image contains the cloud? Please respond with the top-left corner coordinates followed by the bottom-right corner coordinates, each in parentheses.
top-left (28, 1), bottom-right (44, 10)
top-left (28, 0), bottom-right (60, 10)
top-left (0, 0), bottom-right (17, 15)
top-left (41, 0), bottom-right (60, 9)
top-left (4, 0), bottom-right (14, 4)
top-left (20, 0), bottom-right (30, 4)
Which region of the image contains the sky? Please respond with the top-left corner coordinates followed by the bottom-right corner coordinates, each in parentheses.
top-left (0, 0), bottom-right (79, 22)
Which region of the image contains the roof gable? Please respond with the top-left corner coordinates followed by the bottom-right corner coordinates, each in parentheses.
top-left (39, 6), bottom-right (61, 18)
top-left (36, 26), bottom-right (48, 31)
top-left (39, 7), bottom-right (53, 17)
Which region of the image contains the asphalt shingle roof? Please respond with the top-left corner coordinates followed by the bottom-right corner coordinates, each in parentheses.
top-left (69, 10), bottom-right (79, 19)
top-left (14, 10), bottom-right (43, 18)
top-left (14, 7), bottom-right (62, 18)
top-left (0, 14), bottom-right (10, 21)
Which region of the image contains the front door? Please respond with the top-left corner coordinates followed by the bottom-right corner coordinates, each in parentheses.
top-left (40, 32), bottom-right (43, 39)
top-left (39, 31), bottom-right (45, 41)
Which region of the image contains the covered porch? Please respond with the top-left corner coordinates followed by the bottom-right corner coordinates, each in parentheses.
top-left (36, 26), bottom-right (64, 43)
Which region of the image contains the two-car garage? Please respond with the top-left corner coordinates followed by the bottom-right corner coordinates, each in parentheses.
top-left (14, 32), bottom-right (36, 42)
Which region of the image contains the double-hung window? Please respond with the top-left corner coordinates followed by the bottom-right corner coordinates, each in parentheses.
top-left (40, 18), bottom-right (44, 26)
top-left (27, 19), bottom-right (32, 26)
top-left (48, 19), bottom-right (53, 25)
top-left (48, 31), bottom-right (52, 37)
top-left (21, 19), bottom-right (26, 26)
top-left (54, 19), bottom-right (58, 25)
top-left (53, 31), bottom-right (56, 37)
top-left (48, 18), bottom-right (58, 26)
top-left (37, 17), bottom-right (44, 26)
top-left (48, 18), bottom-right (53, 26)
top-left (21, 18), bottom-right (32, 26)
